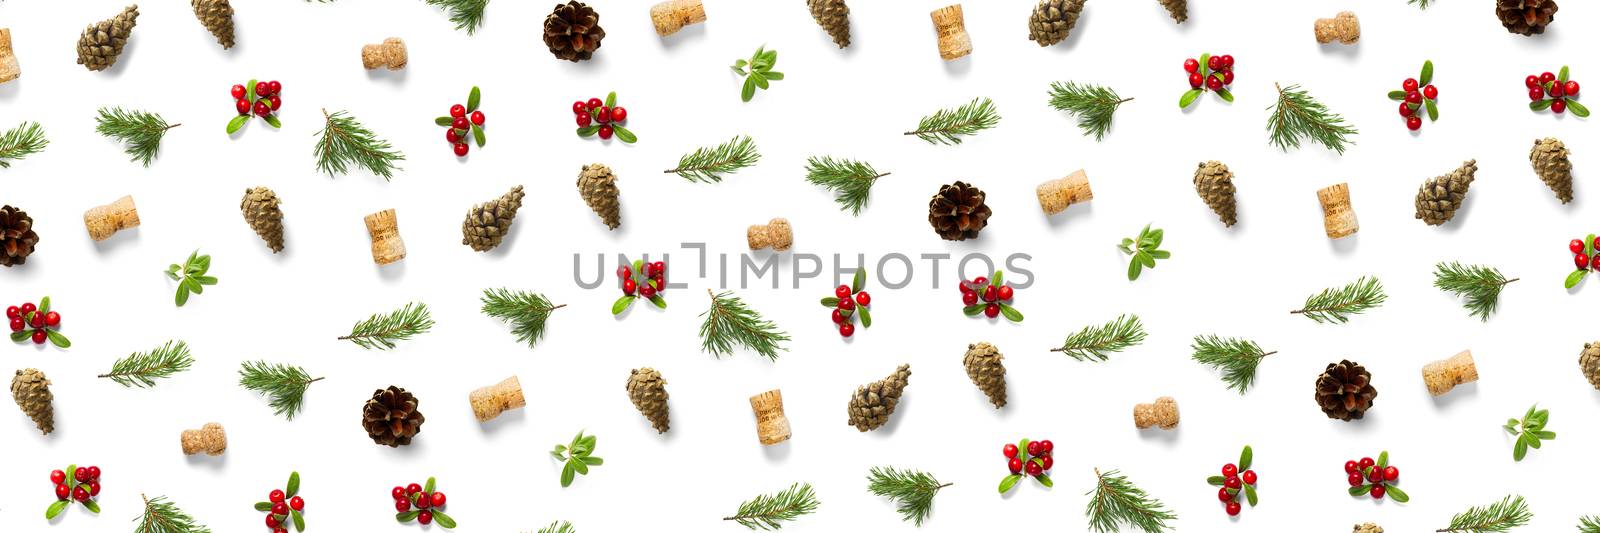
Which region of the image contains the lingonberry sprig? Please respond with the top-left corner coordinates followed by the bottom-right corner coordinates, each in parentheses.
top-left (165, 249), bottom-right (218, 307)
top-left (434, 86), bottom-right (486, 157)
top-left (1179, 53), bottom-right (1235, 108)
top-left (551, 430), bottom-right (604, 487)
top-left (1205, 445), bottom-right (1258, 517)
top-left (612, 259), bottom-right (667, 315)
top-left (253, 471), bottom-right (306, 532)
top-left (1564, 234), bottom-right (1597, 289)
top-left (960, 270), bottom-right (1023, 322)
top-left (998, 438), bottom-right (1054, 493)
top-left (8, 296), bottom-right (70, 348)
top-left (45, 464), bottom-right (102, 519)
top-left (1387, 60), bottom-right (1439, 131)
top-left (573, 92), bottom-right (636, 143)
top-left (227, 79), bottom-right (283, 134)
top-left (1120, 224), bottom-right (1170, 281)
top-left (1504, 403), bottom-right (1556, 462)
top-left (1345, 451), bottom-right (1409, 502)
top-left (394, 477), bottom-right (456, 529)
top-left (1528, 66), bottom-right (1589, 117)
top-left (820, 268), bottom-right (872, 338)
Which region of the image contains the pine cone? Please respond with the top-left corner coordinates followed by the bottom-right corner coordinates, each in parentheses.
top-left (625, 367), bottom-right (670, 433)
top-left (11, 368), bottom-right (53, 435)
top-left (1531, 137), bottom-right (1573, 203)
top-left (543, 1), bottom-right (605, 62)
top-left (77, 5), bottom-right (139, 72)
top-left (191, 0), bottom-right (234, 49)
top-left (1414, 159), bottom-right (1477, 226)
top-left (1028, 0), bottom-right (1085, 47)
top-left (462, 185), bottom-right (525, 252)
top-left (0, 205), bottom-right (39, 267)
top-left (1580, 342), bottom-right (1600, 391)
top-left (577, 163), bottom-right (621, 230)
top-left (240, 187), bottom-right (284, 253)
top-left (362, 385), bottom-right (424, 447)
top-left (1314, 359), bottom-right (1377, 421)
top-left (1193, 161), bottom-right (1237, 227)
top-left (1156, 0), bottom-right (1186, 24)
top-left (1353, 524), bottom-right (1383, 533)
top-left (808, 0), bottom-right (851, 48)
top-left (847, 364), bottom-right (911, 431)
top-left (928, 181), bottom-right (991, 241)
top-left (963, 342), bottom-right (1007, 408)
top-left (1497, 0), bottom-right (1557, 36)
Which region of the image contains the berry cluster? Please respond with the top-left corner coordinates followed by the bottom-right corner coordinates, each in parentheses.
top-left (393, 477), bottom-right (456, 529)
top-left (960, 270), bottom-right (1023, 323)
top-left (1344, 451), bottom-right (1409, 502)
top-left (1564, 234), bottom-right (1599, 289)
top-left (1387, 60), bottom-right (1439, 131)
top-left (611, 259), bottom-right (667, 315)
top-left (253, 472), bottom-right (306, 533)
top-left (573, 91), bottom-right (637, 143)
top-left (997, 438), bottom-right (1054, 493)
top-left (8, 296), bottom-right (69, 348)
top-left (819, 269), bottom-right (873, 338)
top-left (434, 86), bottom-right (487, 157)
top-left (1527, 66), bottom-right (1589, 117)
top-left (227, 79), bottom-right (283, 134)
top-left (1179, 53), bottom-right (1236, 108)
top-left (45, 464), bottom-right (101, 519)
top-left (1204, 445), bottom-right (1258, 517)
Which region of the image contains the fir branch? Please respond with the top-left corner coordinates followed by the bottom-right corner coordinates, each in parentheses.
top-left (1292, 275), bottom-right (1386, 324)
top-left (1051, 314), bottom-right (1147, 362)
top-left (1434, 262), bottom-right (1516, 321)
top-left (1085, 469), bottom-right (1177, 533)
top-left (0, 121), bottom-right (47, 168)
top-left (904, 97), bottom-right (1000, 145)
top-left (1578, 515), bottom-right (1600, 533)
top-left (95, 107), bottom-right (178, 167)
top-left (536, 521), bottom-right (576, 533)
top-left (135, 493), bottom-right (212, 533)
top-left (1267, 83), bottom-right (1358, 154)
top-left (866, 466), bottom-right (950, 527)
top-left (424, 0), bottom-right (488, 34)
top-left (1191, 335), bottom-right (1275, 394)
top-left (238, 360), bottom-right (323, 420)
top-left (314, 109), bottom-right (404, 180)
top-left (1047, 81), bottom-right (1132, 141)
top-left (481, 288), bottom-right (564, 349)
top-left (1409, 0), bottom-right (1433, 9)
top-left (724, 482), bottom-right (820, 531)
top-left (665, 135), bottom-right (760, 183)
top-left (1503, 404), bottom-right (1555, 462)
top-left (700, 289), bottom-right (790, 361)
top-left (1437, 495), bottom-right (1532, 532)
top-left (804, 156), bottom-right (888, 215)
top-left (339, 302), bottom-right (434, 350)
top-left (98, 340), bottom-right (194, 388)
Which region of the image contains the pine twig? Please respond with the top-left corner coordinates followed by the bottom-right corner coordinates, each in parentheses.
top-left (314, 109), bottom-right (404, 180)
top-left (135, 493), bottom-right (212, 533)
top-left (1191, 335), bottom-right (1275, 394)
top-left (724, 482), bottom-right (820, 531)
top-left (424, 0), bottom-right (488, 34)
top-left (1409, 0), bottom-right (1433, 9)
top-left (340, 302), bottom-right (434, 350)
top-left (1047, 81), bottom-right (1132, 141)
top-left (238, 360), bottom-right (323, 420)
top-left (905, 97), bottom-right (1000, 145)
top-left (481, 288), bottom-right (564, 349)
top-left (866, 466), bottom-right (950, 527)
top-left (700, 289), bottom-right (790, 361)
top-left (1085, 468), bottom-right (1177, 533)
top-left (0, 121), bottom-right (47, 168)
top-left (1434, 262), bottom-right (1516, 321)
top-left (1267, 83), bottom-right (1358, 154)
top-left (98, 340), bottom-right (194, 388)
top-left (665, 135), bottom-right (759, 183)
top-left (1437, 495), bottom-right (1532, 532)
top-left (1292, 275), bottom-right (1386, 324)
top-left (804, 156), bottom-right (889, 215)
top-left (535, 521), bottom-right (576, 533)
top-left (1577, 515), bottom-right (1600, 533)
top-left (95, 108), bottom-right (178, 167)
top-left (1051, 314), bottom-right (1147, 362)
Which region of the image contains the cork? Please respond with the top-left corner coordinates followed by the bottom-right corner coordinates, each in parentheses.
top-left (84, 195), bottom-right (140, 241)
top-left (180, 422), bottom-right (227, 456)
top-left (364, 209), bottom-right (406, 265)
top-left (1036, 169), bottom-right (1093, 216)
top-left (1314, 11), bottom-right (1360, 45)
top-left (930, 5), bottom-right (971, 61)
top-left (749, 389), bottom-right (791, 445)
top-left (1422, 350), bottom-right (1477, 397)
top-left (469, 375), bottom-right (525, 422)
top-left (0, 29), bottom-right (19, 84)
top-left (747, 217), bottom-right (793, 251)
top-left (650, 0), bottom-right (706, 37)
top-left (1133, 396), bottom-right (1179, 430)
top-left (361, 37), bottom-right (406, 70)
top-left (1317, 183), bottom-right (1358, 239)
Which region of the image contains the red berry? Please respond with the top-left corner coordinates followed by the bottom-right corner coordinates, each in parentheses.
top-left (1222, 464), bottom-right (1238, 478)
top-left (1039, 440), bottom-right (1053, 453)
top-left (255, 81), bottom-right (270, 96)
top-left (1206, 76), bottom-right (1224, 91)
top-left (418, 510), bottom-right (434, 525)
top-left (407, 483), bottom-right (423, 495)
top-left (973, 276), bottom-right (988, 286)
top-left (392, 486), bottom-right (407, 500)
top-left (1399, 102), bottom-right (1416, 117)
top-left (19, 303), bottom-right (35, 314)
top-left (1382, 466), bottom-right (1398, 482)
top-left (1367, 468), bottom-right (1384, 484)
top-left (4, 306), bottom-right (17, 320)
top-left (267, 81), bottom-right (282, 95)
top-left (1242, 470), bottom-right (1257, 485)
top-left (32, 329), bottom-right (46, 344)
top-left (1217, 487), bottom-right (1232, 502)
top-left (839, 322), bottom-right (855, 337)
top-left (446, 129), bottom-right (461, 143)
top-left (650, 261), bottom-right (665, 276)
top-left (1551, 85), bottom-right (1567, 99)
top-left (1590, 254), bottom-right (1600, 269)
top-left (1224, 476), bottom-right (1242, 489)
top-left (1026, 440), bottom-right (1042, 456)
top-left (1553, 99), bottom-right (1568, 114)
top-left (44, 311), bottom-right (60, 327)
top-left (1003, 443), bottom-right (1019, 458)
top-left (1348, 473), bottom-right (1364, 486)
top-left (838, 297), bottom-right (855, 311)
top-left (236, 98), bottom-right (251, 115)
top-left (415, 492), bottom-right (431, 509)
top-left (1007, 457), bottom-right (1023, 473)
top-left (1226, 501), bottom-right (1242, 516)
top-left (993, 286), bottom-right (1012, 302)
top-left (452, 117), bottom-right (469, 130)
top-left (450, 104), bottom-right (467, 118)
top-left (73, 486), bottom-right (89, 502)
top-left (270, 96), bottom-right (282, 110)
top-left (1359, 457), bottom-right (1375, 470)
top-left (1406, 116), bottom-right (1423, 131)
top-left (89, 482), bottom-right (100, 496)
top-left (616, 265), bottom-right (632, 278)
top-left (1566, 81), bottom-right (1580, 97)
top-left (962, 291), bottom-right (978, 306)
top-left (854, 292), bottom-right (871, 306)
top-left (430, 492), bottom-right (445, 507)
top-left (1405, 91), bottom-right (1422, 104)
top-left (1527, 75), bottom-right (1542, 88)
top-left (1402, 78), bottom-right (1419, 92)
top-left (1531, 87), bottom-right (1546, 101)
top-left (73, 468), bottom-right (89, 483)
top-left (611, 106), bottom-right (627, 122)
top-left (1188, 73), bottom-right (1203, 88)
top-left (984, 304), bottom-right (1000, 318)
top-left (597, 106), bottom-right (613, 124)
top-left (267, 514), bottom-right (281, 528)
top-left (586, 98), bottom-right (603, 109)
top-left (1040, 456), bottom-right (1053, 470)
top-left (1220, 55), bottom-right (1234, 68)
top-left (29, 311), bottom-right (43, 328)
top-left (272, 502), bottom-right (289, 515)
top-left (471, 111), bottom-right (486, 126)
top-left (1222, 70), bottom-right (1235, 85)
top-left (1184, 58), bottom-right (1199, 73)
top-left (270, 489), bottom-right (286, 503)
top-left (453, 142), bottom-right (469, 156)
top-left (56, 483), bottom-right (70, 500)
top-left (572, 101), bottom-right (587, 114)
top-left (1025, 461), bottom-right (1043, 476)
top-left (577, 113), bottom-right (592, 127)
top-left (51, 470), bottom-right (66, 485)
top-left (831, 309), bottom-right (846, 324)
top-left (1573, 239), bottom-right (1587, 254)
top-left (622, 278), bottom-right (637, 295)
top-left (232, 84), bottom-right (246, 99)
top-left (639, 285), bottom-right (657, 299)
top-left (982, 286), bottom-right (997, 302)
top-left (1423, 85), bottom-right (1438, 99)
top-left (835, 285), bottom-right (852, 298)
top-left (598, 125), bottom-right (614, 139)
top-left (276, 528), bottom-right (289, 533)
top-left (290, 496), bottom-right (304, 511)
top-left (1207, 56), bottom-right (1221, 70)
top-left (1370, 485), bottom-right (1386, 499)
top-left (1541, 72), bottom-right (1557, 84)
top-left (254, 101), bottom-right (271, 117)
top-left (8, 318), bottom-right (21, 332)
top-left (395, 499), bottom-right (411, 512)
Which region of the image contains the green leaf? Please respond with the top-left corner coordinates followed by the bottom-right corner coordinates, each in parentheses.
top-left (612, 125), bottom-right (637, 144)
top-left (764, 71), bottom-right (785, 80)
top-left (963, 304), bottom-right (984, 316)
top-left (1567, 99), bottom-right (1591, 118)
top-left (649, 295), bottom-right (667, 309)
top-left (227, 115), bottom-right (248, 134)
top-left (435, 117), bottom-right (453, 126)
top-left (1034, 474), bottom-right (1053, 488)
top-left (1420, 60), bottom-right (1434, 86)
top-left (1560, 66), bottom-right (1570, 84)
top-left (1585, 234), bottom-right (1595, 257)
top-left (176, 282), bottom-right (192, 306)
top-left (432, 510), bottom-right (456, 529)
top-left (852, 268), bottom-right (867, 292)
top-left (1384, 484), bottom-right (1409, 503)
top-left (821, 297), bottom-right (839, 308)
top-left (1147, 250), bottom-right (1171, 259)
top-left (263, 114), bottom-right (282, 128)
top-left (1425, 98), bottom-right (1439, 121)
top-left (194, 276), bottom-right (218, 286)
top-left (1239, 446), bottom-right (1253, 471)
top-left (1128, 255), bottom-right (1143, 280)
top-left (612, 295), bottom-right (634, 315)
top-left (424, 477), bottom-right (436, 494)
top-left (39, 296), bottom-right (50, 314)
top-left (467, 86), bottom-right (481, 113)
top-left (472, 124), bottom-right (486, 147)
top-left (10, 330), bottom-right (28, 342)
top-left (45, 329), bottom-right (70, 348)
top-left (1217, 88), bottom-right (1235, 103)
top-left (1018, 438), bottom-right (1029, 454)
top-left (82, 499), bottom-right (100, 513)
top-left (1179, 89), bottom-right (1202, 108)
top-left (255, 502), bottom-right (274, 512)
top-left (292, 509), bottom-right (306, 530)
top-left (247, 79), bottom-right (258, 101)
top-left (66, 465), bottom-right (76, 489)
top-left (1531, 99), bottom-right (1554, 111)
top-left (741, 77), bottom-right (757, 102)
top-left (286, 472), bottom-right (300, 497)
top-left (997, 303), bottom-right (1023, 323)
top-left (990, 270), bottom-right (1004, 287)
top-left (46, 500), bottom-right (68, 519)
top-left (580, 456), bottom-right (604, 465)
top-left (577, 125), bottom-right (600, 137)
top-left (1377, 451), bottom-right (1388, 469)
top-left (1513, 436), bottom-right (1528, 461)
top-left (605, 91), bottom-right (617, 109)
top-left (998, 474), bottom-right (1022, 493)
top-left (1349, 484), bottom-right (1373, 496)
top-left (857, 305), bottom-right (872, 328)
top-left (1567, 269), bottom-right (1587, 289)
top-left (1198, 54), bottom-right (1211, 76)
top-left (397, 511), bottom-right (420, 523)
top-left (1243, 483), bottom-right (1258, 506)
top-left (1206, 476), bottom-right (1226, 486)
top-left (560, 461), bottom-right (576, 487)
top-left (1388, 90), bottom-right (1408, 100)
top-left (1537, 430), bottom-right (1556, 439)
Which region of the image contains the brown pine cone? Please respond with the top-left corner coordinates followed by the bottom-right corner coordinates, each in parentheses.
top-left (362, 386), bottom-right (425, 447)
top-left (963, 342), bottom-right (1007, 408)
top-left (1314, 360), bottom-right (1377, 421)
top-left (462, 186), bottom-right (525, 252)
top-left (1028, 0), bottom-right (1085, 47)
top-left (240, 187), bottom-right (284, 253)
top-left (1353, 524), bottom-right (1383, 533)
top-left (1531, 137), bottom-right (1573, 203)
top-left (1579, 342), bottom-right (1600, 391)
top-left (1156, 0), bottom-right (1186, 24)
top-left (1414, 160), bottom-right (1477, 226)
top-left (544, 1), bottom-right (605, 62)
top-left (846, 364), bottom-right (911, 431)
top-left (1193, 161), bottom-right (1237, 227)
top-left (928, 181), bottom-right (991, 241)
top-left (77, 5), bottom-right (139, 71)
top-left (807, 0), bottom-right (851, 48)
top-left (11, 368), bottom-right (53, 435)
top-left (191, 0), bottom-right (235, 49)
top-left (0, 205), bottom-right (39, 267)
top-left (577, 163), bottom-right (621, 230)
top-left (1497, 0), bottom-right (1557, 36)
top-left (626, 368), bottom-right (670, 433)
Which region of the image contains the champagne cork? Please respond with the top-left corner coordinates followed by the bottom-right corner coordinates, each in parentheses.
top-left (1317, 183), bottom-right (1358, 239)
top-left (747, 218), bottom-right (793, 251)
top-left (1036, 169), bottom-right (1093, 216)
top-left (361, 37), bottom-right (406, 70)
top-left (180, 422), bottom-right (227, 456)
top-left (749, 389), bottom-right (791, 445)
top-left (1422, 350), bottom-right (1477, 397)
top-left (1314, 11), bottom-right (1360, 45)
top-left (84, 195), bottom-right (140, 241)
top-left (650, 0), bottom-right (705, 37)
top-left (1133, 396), bottom-right (1179, 430)
top-left (364, 209), bottom-right (406, 265)
top-left (930, 5), bottom-right (971, 61)
top-left (469, 375), bottom-right (525, 422)
top-left (0, 29), bottom-right (19, 84)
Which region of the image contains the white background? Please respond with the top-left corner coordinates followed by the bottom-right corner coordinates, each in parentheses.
top-left (4, 0), bottom-right (1600, 531)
